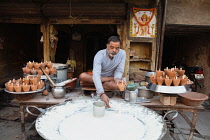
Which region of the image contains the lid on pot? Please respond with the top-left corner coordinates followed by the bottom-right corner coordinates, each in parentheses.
top-left (145, 72), bottom-right (155, 77)
top-left (53, 63), bottom-right (68, 69)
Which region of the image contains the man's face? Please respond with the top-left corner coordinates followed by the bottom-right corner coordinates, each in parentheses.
top-left (106, 41), bottom-right (120, 58)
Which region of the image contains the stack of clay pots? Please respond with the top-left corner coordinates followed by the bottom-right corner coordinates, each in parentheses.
top-left (150, 67), bottom-right (188, 86)
top-left (5, 75), bottom-right (45, 92)
top-left (22, 61), bottom-right (56, 75)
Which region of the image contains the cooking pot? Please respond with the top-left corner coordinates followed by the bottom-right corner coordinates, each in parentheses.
top-left (138, 86), bottom-right (154, 99)
top-left (53, 63), bottom-right (68, 81)
top-left (26, 100), bottom-right (178, 140)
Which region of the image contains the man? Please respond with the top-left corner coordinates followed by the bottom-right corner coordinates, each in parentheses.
top-left (79, 36), bottom-right (126, 107)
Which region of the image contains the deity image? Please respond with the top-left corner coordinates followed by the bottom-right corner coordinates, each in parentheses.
top-left (131, 8), bottom-right (156, 38)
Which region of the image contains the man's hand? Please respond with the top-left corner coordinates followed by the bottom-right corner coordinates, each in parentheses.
top-left (100, 93), bottom-right (111, 108)
top-left (115, 78), bottom-right (122, 85)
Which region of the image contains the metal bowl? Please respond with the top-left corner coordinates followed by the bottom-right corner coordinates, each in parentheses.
top-left (35, 99), bottom-right (167, 140)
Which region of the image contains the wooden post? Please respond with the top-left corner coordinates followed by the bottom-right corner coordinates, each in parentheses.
top-left (158, 0), bottom-right (167, 69)
top-left (117, 22), bottom-right (129, 81)
top-left (41, 21), bottom-right (50, 61)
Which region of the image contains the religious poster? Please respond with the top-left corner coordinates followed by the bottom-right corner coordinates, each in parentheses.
top-left (130, 7), bottom-right (157, 38)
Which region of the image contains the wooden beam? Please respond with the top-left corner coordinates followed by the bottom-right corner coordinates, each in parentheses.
top-left (0, 17), bottom-right (124, 24)
top-left (0, 18), bottom-right (41, 24)
top-left (41, 22), bottom-right (50, 61)
top-left (49, 18), bottom-right (124, 24)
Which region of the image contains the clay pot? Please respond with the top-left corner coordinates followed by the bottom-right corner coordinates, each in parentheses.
top-left (177, 70), bottom-right (185, 77)
top-left (30, 84), bottom-right (38, 91)
top-left (14, 84), bottom-right (22, 92)
top-left (150, 75), bottom-right (157, 84)
top-left (172, 78), bottom-right (180, 86)
top-left (117, 82), bottom-right (126, 91)
top-left (180, 77), bottom-right (188, 86)
top-left (30, 77), bottom-right (38, 84)
top-left (17, 78), bottom-right (23, 84)
top-left (25, 67), bottom-right (31, 74)
top-left (22, 84), bottom-right (30, 92)
top-left (37, 69), bottom-right (43, 75)
top-left (49, 67), bottom-right (56, 75)
top-left (40, 62), bottom-right (46, 69)
top-left (34, 63), bottom-right (41, 69)
top-left (27, 61), bottom-right (34, 69)
top-left (164, 67), bottom-right (170, 76)
top-left (44, 67), bottom-right (50, 75)
top-left (47, 61), bottom-right (53, 68)
top-left (37, 81), bottom-right (44, 89)
top-left (22, 67), bottom-right (27, 74)
top-left (156, 70), bottom-right (163, 78)
top-left (31, 68), bottom-right (37, 75)
top-left (23, 77), bottom-right (30, 85)
top-left (165, 78), bottom-right (172, 86)
top-left (168, 70), bottom-right (177, 79)
top-left (156, 77), bottom-right (164, 85)
top-left (7, 84), bottom-right (14, 92)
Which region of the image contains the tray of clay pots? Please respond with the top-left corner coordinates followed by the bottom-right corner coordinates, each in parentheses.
top-left (23, 74), bottom-right (56, 80)
top-left (4, 86), bottom-right (45, 94)
top-left (146, 83), bottom-right (191, 94)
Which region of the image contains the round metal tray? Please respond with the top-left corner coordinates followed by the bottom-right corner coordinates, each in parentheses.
top-left (36, 99), bottom-right (167, 140)
top-left (4, 86), bottom-right (45, 94)
top-left (146, 83), bottom-right (191, 94)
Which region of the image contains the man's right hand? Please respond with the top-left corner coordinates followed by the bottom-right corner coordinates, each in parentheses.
top-left (100, 93), bottom-right (111, 108)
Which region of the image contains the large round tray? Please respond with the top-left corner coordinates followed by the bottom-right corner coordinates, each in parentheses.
top-left (146, 83), bottom-right (191, 94)
top-left (4, 86), bottom-right (45, 94)
top-left (36, 99), bottom-right (167, 140)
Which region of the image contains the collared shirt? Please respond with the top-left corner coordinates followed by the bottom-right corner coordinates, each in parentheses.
top-left (92, 49), bottom-right (126, 94)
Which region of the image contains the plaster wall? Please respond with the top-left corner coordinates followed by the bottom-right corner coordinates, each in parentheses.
top-left (166, 0), bottom-right (210, 25)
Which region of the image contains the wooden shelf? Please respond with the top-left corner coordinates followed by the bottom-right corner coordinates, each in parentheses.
top-left (129, 58), bottom-right (152, 62)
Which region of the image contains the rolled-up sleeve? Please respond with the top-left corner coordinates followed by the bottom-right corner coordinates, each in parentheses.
top-left (92, 52), bottom-right (104, 94)
top-left (114, 50), bottom-right (126, 79)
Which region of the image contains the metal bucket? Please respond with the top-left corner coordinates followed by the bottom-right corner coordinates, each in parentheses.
top-left (138, 86), bottom-right (154, 99)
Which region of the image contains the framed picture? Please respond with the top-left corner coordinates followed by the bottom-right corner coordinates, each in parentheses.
top-left (130, 7), bottom-right (157, 38)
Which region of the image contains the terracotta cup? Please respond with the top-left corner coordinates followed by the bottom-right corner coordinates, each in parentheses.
top-left (27, 62), bottom-right (33, 69)
top-left (14, 85), bottom-right (22, 92)
top-left (168, 71), bottom-right (177, 79)
top-left (157, 77), bottom-right (164, 85)
top-left (117, 82), bottom-right (126, 91)
top-left (150, 75), bottom-right (157, 84)
top-left (22, 84), bottom-right (30, 92)
top-left (180, 78), bottom-right (188, 86)
top-left (165, 78), bottom-right (172, 86)
top-left (30, 84), bottom-right (38, 91)
top-left (172, 78), bottom-right (180, 86)
top-left (177, 70), bottom-right (185, 77)
top-left (156, 70), bottom-right (163, 78)
top-left (7, 84), bottom-right (14, 92)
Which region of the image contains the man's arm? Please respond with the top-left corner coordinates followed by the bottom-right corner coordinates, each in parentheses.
top-left (114, 50), bottom-right (126, 80)
top-left (92, 52), bottom-right (104, 95)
